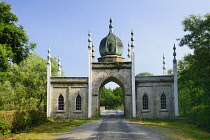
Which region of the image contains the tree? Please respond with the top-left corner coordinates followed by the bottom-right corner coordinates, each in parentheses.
top-left (100, 87), bottom-right (123, 109)
top-left (136, 72), bottom-right (154, 76)
top-left (0, 2), bottom-right (36, 71)
top-left (1, 53), bottom-right (59, 111)
top-left (179, 13), bottom-right (210, 106)
top-left (177, 13), bottom-right (210, 117)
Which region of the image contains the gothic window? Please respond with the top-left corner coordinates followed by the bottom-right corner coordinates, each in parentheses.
top-left (76, 95), bottom-right (81, 110)
top-left (143, 94), bottom-right (148, 110)
top-left (161, 93), bottom-right (167, 109)
top-left (58, 94), bottom-right (64, 111)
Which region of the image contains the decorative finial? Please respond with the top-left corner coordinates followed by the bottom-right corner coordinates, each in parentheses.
top-left (88, 31), bottom-right (92, 49)
top-left (128, 42), bottom-right (131, 61)
top-left (173, 44), bottom-right (177, 63)
top-left (131, 30), bottom-right (134, 48)
top-left (47, 47), bottom-right (51, 64)
top-left (58, 57), bottom-right (61, 77)
top-left (163, 54), bottom-right (166, 75)
top-left (109, 18), bottom-right (113, 33)
top-left (92, 42), bottom-right (95, 61)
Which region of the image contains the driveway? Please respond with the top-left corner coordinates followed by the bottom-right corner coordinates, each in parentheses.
top-left (55, 110), bottom-right (174, 140)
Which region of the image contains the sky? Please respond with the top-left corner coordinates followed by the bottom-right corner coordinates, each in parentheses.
top-left (3, 0), bottom-right (210, 88)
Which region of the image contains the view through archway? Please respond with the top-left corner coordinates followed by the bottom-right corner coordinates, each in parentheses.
top-left (99, 81), bottom-right (124, 115)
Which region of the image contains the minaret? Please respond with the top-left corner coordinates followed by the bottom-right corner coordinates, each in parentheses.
top-left (163, 54), bottom-right (166, 75)
top-left (127, 42), bottom-right (131, 61)
top-left (58, 57), bottom-right (61, 77)
top-left (173, 44), bottom-right (179, 117)
top-left (131, 30), bottom-right (136, 118)
top-left (47, 47), bottom-right (51, 117)
top-left (88, 31), bottom-right (92, 118)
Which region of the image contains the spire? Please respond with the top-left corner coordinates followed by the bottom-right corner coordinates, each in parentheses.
top-left (88, 31), bottom-right (92, 49)
top-left (173, 44), bottom-right (177, 63)
top-left (47, 47), bottom-right (51, 64)
top-left (163, 54), bottom-right (166, 75)
top-left (58, 57), bottom-right (61, 77)
top-left (127, 42), bottom-right (131, 61)
top-left (109, 18), bottom-right (113, 33)
top-left (92, 42), bottom-right (95, 62)
top-left (131, 30), bottom-right (135, 48)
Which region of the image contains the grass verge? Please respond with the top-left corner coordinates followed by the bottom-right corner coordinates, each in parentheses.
top-left (130, 119), bottom-right (210, 140)
top-left (0, 118), bottom-right (98, 140)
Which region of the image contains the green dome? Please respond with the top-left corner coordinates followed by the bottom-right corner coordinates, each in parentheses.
top-left (99, 19), bottom-right (124, 57)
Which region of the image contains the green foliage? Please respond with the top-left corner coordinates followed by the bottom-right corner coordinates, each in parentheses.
top-left (0, 53), bottom-right (59, 111)
top-left (136, 72), bottom-right (154, 76)
top-left (188, 105), bottom-right (210, 131)
top-left (0, 2), bottom-right (36, 67)
top-left (0, 110), bottom-right (47, 135)
top-left (178, 13), bottom-right (210, 131)
top-left (100, 87), bottom-right (123, 109)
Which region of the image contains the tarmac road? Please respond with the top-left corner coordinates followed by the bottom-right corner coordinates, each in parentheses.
top-left (55, 110), bottom-right (174, 140)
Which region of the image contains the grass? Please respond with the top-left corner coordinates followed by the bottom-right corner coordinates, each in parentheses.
top-left (130, 118), bottom-right (210, 140)
top-left (0, 118), bottom-right (98, 140)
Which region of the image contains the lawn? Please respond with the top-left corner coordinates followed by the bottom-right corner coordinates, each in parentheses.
top-left (0, 118), bottom-right (97, 140)
top-left (130, 119), bottom-right (210, 140)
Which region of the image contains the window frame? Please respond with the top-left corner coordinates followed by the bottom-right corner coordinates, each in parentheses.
top-left (76, 94), bottom-right (82, 111)
top-left (58, 94), bottom-right (64, 111)
top-left (160, 93), bottom-right (167, 110)
top-left (142, 93), bottom-right (149, 110)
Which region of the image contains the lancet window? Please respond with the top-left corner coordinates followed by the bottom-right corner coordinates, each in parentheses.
top-left (161, 93), bottom-right (167, 109)
top-left (58, 94), bottom-right (64, 111)
top-left (143, 94), bottom-right (148, 110)
top-left (76, 95), bottom-right (81, 110)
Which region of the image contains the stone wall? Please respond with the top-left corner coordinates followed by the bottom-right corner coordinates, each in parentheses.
top-left (135, 75), bottom-right (175, 118)
top-left (50, 77), bottom-right (88, 119)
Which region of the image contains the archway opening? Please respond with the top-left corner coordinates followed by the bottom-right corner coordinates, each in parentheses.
top-left (99, 81), bottom-right (124, 115)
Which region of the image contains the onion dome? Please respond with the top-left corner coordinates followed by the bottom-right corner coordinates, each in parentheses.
top-left (99, 18), bottom-right (123, 57)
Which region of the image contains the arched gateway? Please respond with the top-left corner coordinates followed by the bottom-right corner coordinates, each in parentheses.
top-left (47, 19), bottom-right (178, 119)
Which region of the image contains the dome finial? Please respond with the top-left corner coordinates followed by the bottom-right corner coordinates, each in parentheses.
top-left (109, 18), bottom-right (113, 33)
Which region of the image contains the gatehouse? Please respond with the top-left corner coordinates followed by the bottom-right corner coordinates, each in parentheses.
top-left (46, 19), bottom-right (178, 119)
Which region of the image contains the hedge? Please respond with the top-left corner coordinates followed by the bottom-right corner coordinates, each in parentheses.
top-left (188, 105), bottom-right (210, 131)
top-left (0, 110), bottom-right (47, 135)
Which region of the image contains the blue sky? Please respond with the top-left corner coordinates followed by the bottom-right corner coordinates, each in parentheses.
top-left (3, 0), bottom-right (210, 87)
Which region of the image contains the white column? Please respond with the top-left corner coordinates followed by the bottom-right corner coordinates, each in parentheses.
top-left (47, 47), bottom-right (52, 117)
top-left (173, 44), bottom-right (179, 117)
top-left (88, 32), bottom-right (92, 118)
top-left (131, 30), bottom-right (136, 118)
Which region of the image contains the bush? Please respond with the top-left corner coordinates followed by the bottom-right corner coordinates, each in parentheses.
top-left (0, 110), bottom-right (47, 135)
top-left (188, 105), bottom-right (210, 131)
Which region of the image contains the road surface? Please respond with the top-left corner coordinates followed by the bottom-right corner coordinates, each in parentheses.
top-left (55, 110), bottom-right (174, 140)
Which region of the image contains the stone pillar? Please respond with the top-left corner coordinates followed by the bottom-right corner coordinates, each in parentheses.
top-left (47, 47), bottom-right (52, 117)
top-left (88, 32), bottom-right (92, 118)
top-left (173, 44), bottom-right (179, 117)
top-left (131, 31), bottom-right (136, 118)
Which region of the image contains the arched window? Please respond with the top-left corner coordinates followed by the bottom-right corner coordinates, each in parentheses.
top-left (161, 93), bottom-right (167, 109)
top-left (142, 94), bottom-right (148, 110)
top-left (76, 95), bottom-right (81, 110)
top-left (58, 94), bottom-right (64, 111)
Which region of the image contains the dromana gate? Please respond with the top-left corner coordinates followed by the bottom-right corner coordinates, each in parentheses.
top-left (47, 19), bottom-right (178, 119)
